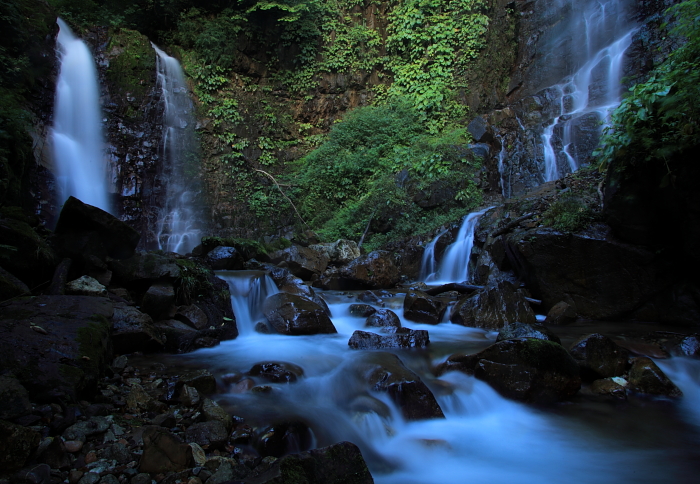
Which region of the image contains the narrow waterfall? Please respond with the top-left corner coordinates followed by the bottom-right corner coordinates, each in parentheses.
top-left (422, 208), bottom-right (491, 284)
top-left (217, 271), bottom-right (279, 336)
top-left (152, 44), bottom-right (202, 254)
top-left (538, 0), bottom-right (637, 180)
top-left (419, 229), bottom-right (447, 282)
top-left (51, 18), bottom-right (111, 213)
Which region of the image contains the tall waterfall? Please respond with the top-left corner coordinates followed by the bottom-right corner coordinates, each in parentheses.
top-left (153, 44), bottom-right (202, 254)
top-left (538, 0), bottom-right (637, 180)
top-left (51, 18), bottom-right (111, 213)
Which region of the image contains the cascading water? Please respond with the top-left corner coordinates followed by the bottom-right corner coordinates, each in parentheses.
top-left (51, 18), bottom-right (111, 213)
top-left (422, 207), bottom-right (491, 284)
top-left (419, 229), bottom-right (447, 282)
top-left (152, 44), bottom-right (202, 254)
top-left (217, 271), bottom-right (279, 336)
top-left (538, 0), bottom-right (637, 181)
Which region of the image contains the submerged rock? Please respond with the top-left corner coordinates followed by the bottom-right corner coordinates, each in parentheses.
top-left (263, 293), bottom-right (337, 335)
top-left (348, 329), bottom-right (429, 350)
top-left (365, 308), bottom-right (401, 329)
top-left (249, 361), bottom-right (304, 383)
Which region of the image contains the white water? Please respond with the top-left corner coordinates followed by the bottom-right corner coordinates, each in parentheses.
top-left (153, 44), bottom-right (201, 254)
top-left (419, 229), bottom-right (447, 282)
top-left (540, 0), bottom-right (637, 180)
top-left (184, 287), bottom-right (700, 483)
top-left (217, 271), bottom-right (280, 336)
top-left (51, 18), bottom-right (111, 213)
top-left (421, 207), bottom-right (491, 284)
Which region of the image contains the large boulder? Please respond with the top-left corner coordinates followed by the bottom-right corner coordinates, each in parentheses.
top-left (627, 357), bottom-right (682, 397)
top-left (403, 291), bottom-right (448, 325)
top-left (141, 282), bottom-right (175, 319)
top-left (263, 293), bottom-right (337, 335)
top-left (269, 245), bottom-right (330, 280)
top-left (436, 338), bottom-right (581, 403)
top-left (112, 302), bottom-right (164, 353)
top-left (450, 280), bottom-right (537, 330)
top-left (206, 246), bottom-right (245, 270)
top-left (348, 329), bottom-right (429, 350)
top-left (0, 265), bottom-right (31, 301)
top-left (0, 295), bottom-right (113, 401)
top-left (340, 251), bottom-right (400, 289)
top-left (109, 251), bottom-right (180, 284)
top-left (365, 309), bottom-right (401, 329)
top-left (308, 239), bottom-right (361, 265)
top-left (568, 333), bottom-right (630, 381)
top-left (54, 196), bottom-right (140, 260)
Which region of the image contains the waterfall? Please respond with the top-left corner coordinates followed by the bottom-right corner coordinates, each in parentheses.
top-left (423, 207), bottom-right (491, 284)
top-left (217, 271), bottom-right (279, 336)
top-left (539, 0), bottom-right (637, 180)
top-left (152, 44), bottom-right (202, 254)
top-left (51, 18), bottom-right (111, 213)
top-left (419, 229), bottom-right (447, 282)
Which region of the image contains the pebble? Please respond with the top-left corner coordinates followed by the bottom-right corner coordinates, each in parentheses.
top-left (64, 440), bottom-right (84, 453)
top-left (84, 451), bottom-right (97, 464)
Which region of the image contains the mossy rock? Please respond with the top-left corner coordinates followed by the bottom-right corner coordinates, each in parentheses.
top-left (106, 28), bottom-right (157, 115)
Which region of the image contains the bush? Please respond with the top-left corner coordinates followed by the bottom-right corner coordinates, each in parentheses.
top-left (542, 195), bottom-right (593, 233)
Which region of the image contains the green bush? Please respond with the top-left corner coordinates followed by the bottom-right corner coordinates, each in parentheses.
top-left (542, 195), bottom-right (593, 233)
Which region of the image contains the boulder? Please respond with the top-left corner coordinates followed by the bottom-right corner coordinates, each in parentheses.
top-left (268, 245), bottom-right (330, 280)
top-left (247, 441), bottom-right (373, 484)
top-left (568, 333), bottom-right (630, 381)
top-left (174, 304), bottom-right (209, 330)
top-left (544, 301), bottom-right (577, 325)
top-left (0, 265), bottom-right (31, 300)
top-left (109, 251), bottom-right (180, 284)
top-left (206, 246), bottom-right (245, 270)
top-left (141, 282), bottom-right (175, 319)
top-left (54, 196), bottom-right (140, 260)
top-left (348, 329), bottom-right (429, 350)
top-left (249, 362), bottom-right (304, 383)
top-left (403, 291), bottom-right (448, 325)
top-left (184, 420), bottom-right (229, 449)
top-left (202, 398), bottom-right (234, 432)
top-left (46, 258), bottom-right (72, 296)
top-left (365, 309), bottom-right (401, 329)
top-left (0, 375), bottom-right (32, 420)
top-left (139, 426), bottom-right (193, 473)
top-left (0, 420), bottom-right (40, 472)
top-left (263, 293), bottom-right (337, 335)
top-left (628, 357), bottom-right (682, 397)
top-left (349, 304), bottom-right (376, 318)
top-left (257, 421), bottom-right (314, 458)
top-left (112, 302), bottom-right (164, 353)
top-left (339, 251), bottom-right (400, 289)
top-left (590, 377), bottom-right (628, 400)
top-left (436, 338), bottom-right (581, 403)
top-left (179, 369), bottom-right (217, 395)
top-left (65, 275), bottom-right (107, 297)
top-left (308, 239), bottom-right (361, 265)
top-left (450, 281), bottom-right (537, 330)
top-left (153, 319), bottom-right (199, 353)
top-left (496, 322), bottom-right (561, 344)
top-left (0, 295), bottom-right (113, 401)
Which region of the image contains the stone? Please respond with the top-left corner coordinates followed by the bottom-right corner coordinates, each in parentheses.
top-left (544, 301), bottom-right (577, 325)
top-left (591, 377), bottom-right (628, 400)
top-left (249, 362), bottom-right (304, 383)
top-left (65, 275), bottom-right (108, 297)
top-left (206, 246), bottom-right (245, 270)
top-left (0, 375), bottom-right (32, 420)
top-left (126, 383), bottom-right (153, 412)
top-left (141, 282), bottom-right (175, 319)
top-left (403, 291), bottom-right (448, 325)
top-left (436, 338), bottom-right (581, 403)
top-left (569, 333), bottom-right (630, 381)
top-left (206, 459), bottom-right (234, 484)
top-left (348, 329), bottom-right (429, 349)
top-left (628, 357), bottom-right (682, 397)
top-left (308, 239), bottom-right (361, 264)
top-left (338, 250), bottom-right (400, 289)
top-left (496, 322), bottom-right (561, 344)
top-left (263, 293), bottom-right (337, 335)
top-left (268, 245), bottom-right (330, 280)
top-left (152, 413), bottom-right (177, 428)
top-left (0, 419), bottom-right (40, 472)
top-left (139, 426), bottom-right (193, 473)
top-left (0, 216), bottom-right (56, 288)
top-left (18, 464), bottom-right (51, 484)
top-left (180, 369), bottom-right (217, 394)
top-left (130, 474), bottom-right (152, 484)
top-left (55, 196), bottom-right (140, 260)
top-left (0, 265), bottom-right (31, 301)
top-left (64, 440), bottom-right (83, 453)
top-left (112, 355), bottom-right (128, 370)
top-left (103, 442), bottom-right (132, 464)
top-left (450, 281), bottom-right (537, 330)
top-left (257, 422), bottom-right (314, 458)
top-left (39, 436), bottom-right (70, 469)
top-left (112, 302), bottom-right (165, 353)
top-left (349, 304), bottom-right (376, 318)
top-left (99, 475), bottom-right (120, 484)
top-left (202, 398), bottom-right (234, 431)
top-left (63, 417), bottom-right (111, 442)
top-left (185, 420), bottom-right (229, 449)
top-left (189, 442), bottom-right (206, 467)
top-left (365, 308), bottom-right (401, 329)
top-left (174, 304), bottom-right (209, 330)
top-left (109, 251), bottom-right (180, 284)
top-left (179, 385), bottom-right (200, 407)
top-left (77, 472), bottom-right (100, 484)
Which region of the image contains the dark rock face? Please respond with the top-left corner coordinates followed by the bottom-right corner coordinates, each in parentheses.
top-left (348, 329), bottom-right (429, 350)
top-left (248, 441), bottom-right (374, 484)
top-left (365, 309), bottom-right (401, 329)
top-left (109, 251), bottom-right (180, 284)
top-left (403, 291), bottom-right (448, 325)
top-left (450, 280), bottom-right (537, 330)
top-left (496, 322), bottom-right (561, 344)
top-left (628, 357), bottom-right (682, 397)
top-left (317, 251), bottom-right (400, 290)
top-left (544, 301), bottom-right (577, 325)
top-left (112, 302), bottom-right (165, 353)
top-left (436, 338), bottom-right (581, 403)
top-left (569, 333), bottom-right (630, 381)
top-left (0, 295), bottom-right (112, 401)
top-left (269, 245), bottom-right (330, 280)
top-left (249, 362), bottom-right (304, 383)
top-left (206, 246), bottom-right (245, 270)
top-left (354, 352), bottom-right (444, 421)
top-left (263, 293), bottom-right (337, 335)
top-left (139, 426), bottom-right (193, 473)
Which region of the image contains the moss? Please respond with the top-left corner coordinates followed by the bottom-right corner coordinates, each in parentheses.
top-left (542, 195), bottom-right (593, 233)
top-left (106, 28), bottom-right (156, 114)
top-left (175, 259), bottom-right (213, 304)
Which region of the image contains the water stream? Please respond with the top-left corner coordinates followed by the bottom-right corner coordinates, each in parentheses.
top-left (51, 18), bottom-right (111, 213)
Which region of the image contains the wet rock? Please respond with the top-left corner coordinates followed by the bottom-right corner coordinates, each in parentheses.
top-left (496, 322), bottom-right (561, 344)
top-left (139, 426), bottom-right (193, 473)
top-left (348, 329), bottom-right (429, 350)
top-left (174, 304), bottom-right (209, 330)
top-left (257, 421), bottom-right (314, 458)
top-left (0, 265), bottom-right (31, 300)
top-left (677, 334), bottom-right (700, 357)
top-left (263, 293), bottom-right (337, 335)
top-left (78, 472), bottom-right (100, 484)
top-left (355, 352), bottom-right (444, 420)
top-left (628, 357), bottom-right (682, 397)
top-left (65, 275), bottom-right (108, 297)
top-left (249, 362), bottom-right (304, 383)
top-left (180, 370), bottom-right (217, 395)
top-left (153, 319), bottom-right (199, 353)
top-left (358, 290), bottom-right (383, 303)
top-left (206, 459), bottom-right (235, 484)
top-left (0, 420), bottom-right (40, 472)
top-left (206, 246), bottom-right (245, 270)
top-left (63, 417), bottom-right (111, 442)
top-left (248, 441), bottom-right (373, 484)
top-left (437, 338), bottom-right (581, 403)
top-left (64, 440), bottom-right (83, 453)
top-left (16, 463), bottom-right (51, 484)
top-left (569, 334), bottom-right (630, 381)
top-left (179, 385), bottom-right (200, 407)
top-left (0, 375), bottom-right (31, 420)
top-left (544, 301), bottom-right (577, 325)
top-left (339, 251), bottom-right (400, 289)
top-left (185, 421), bottom-right (229, 449)
top-left (112, 302), bottom-right (164, 353)
top-left (308, 239), bottom-right (361, 265)
top-left (450, 281), bottom-right (537, 330)
top-left (202, 398), bottom-right (233, 431)
top-left (591, 377), bottom-right (628, 400)
top-left (189, 442), bottom-right (206, 467)
top-left (140, 282), bottom-right (175, 319)
top-left (109, 251), bottom-right (180, 284)
top-left (112, 355), bottom-right (128, 371)
top-left (269, 245), bottom-right (330, 280)
top-left (403, 291), bottom-right (448, 325)
top-left (365, 308), bottom-right (400, 329)
top-left (349, 304), bottom-right (376, 318)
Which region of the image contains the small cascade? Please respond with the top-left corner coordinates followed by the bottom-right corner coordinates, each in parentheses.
top-left (424, 207), bottom-right (491, 284)
top-left (217, 271), bottom-right (279, 336)
top-left (152, 44), bottom-right (202, 254)
top-left (419, 229), bottom-right (447, 282)
top-left (51, 18), bottom-right (111, 213)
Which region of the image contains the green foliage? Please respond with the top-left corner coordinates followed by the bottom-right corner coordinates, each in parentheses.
top-left (174, 258), bottom-right (213, 304)
top-left (106, 28), bottom-right (156, 106)
top-left (542, 195), bottom-right (593, 233)
top-left (595, 0), bottom-right (700, 176)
